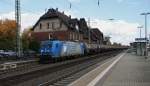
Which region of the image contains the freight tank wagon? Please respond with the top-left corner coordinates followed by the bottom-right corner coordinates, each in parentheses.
top-left (40, 40), bottom-right (86, 63)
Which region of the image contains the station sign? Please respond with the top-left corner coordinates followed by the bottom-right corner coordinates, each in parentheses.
top-left (135, 38), bottom-right (148, 42)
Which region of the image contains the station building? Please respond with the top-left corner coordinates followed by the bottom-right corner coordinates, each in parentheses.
top-left (31, 8), bottom-right (104, 44)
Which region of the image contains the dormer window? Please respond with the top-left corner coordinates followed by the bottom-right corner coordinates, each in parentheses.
top-left (75, 24), bottom-right (79, 31)
top-left (39, 23), bottom-right (42, 29)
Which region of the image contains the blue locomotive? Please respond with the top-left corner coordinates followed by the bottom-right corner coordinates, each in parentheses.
top-left (40, 40), bottom-right (87, 63)
top-left (39, 40), bottom-right (126, 63)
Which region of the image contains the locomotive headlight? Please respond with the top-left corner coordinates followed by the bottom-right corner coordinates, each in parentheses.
top-left (41, 50), bottom-right (44, 52)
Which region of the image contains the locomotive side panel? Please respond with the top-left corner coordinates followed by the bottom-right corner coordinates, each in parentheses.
top-left (60, 42), bottom-right (83, 57)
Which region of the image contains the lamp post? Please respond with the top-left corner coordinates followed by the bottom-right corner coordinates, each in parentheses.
top-left (108, 18), bottom-right (115, 39)
top-left (141, 12), bottom-right (150, 58)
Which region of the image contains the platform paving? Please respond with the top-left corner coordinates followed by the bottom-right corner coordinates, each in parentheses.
top-left (97, 52), bottom-right (150, 86)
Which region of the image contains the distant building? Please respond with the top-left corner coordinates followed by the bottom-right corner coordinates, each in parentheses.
top-left (78, 18), bottom-right (89, 43)
top-left (103, 36), bottom-right (111, 45)
top-left (90, 28), bottom-right (104, 44)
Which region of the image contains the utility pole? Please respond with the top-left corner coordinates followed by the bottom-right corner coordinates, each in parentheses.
top-left (88, 18), bottom-right (91, 44)
top-left (149, 34), bottom-right (150, 43)
top-left (15, 0), bottom-right (22, 57)
top-left (108, 18), bottom-right (115, 40)
top-left (141, 12), bottom-right (150, 58)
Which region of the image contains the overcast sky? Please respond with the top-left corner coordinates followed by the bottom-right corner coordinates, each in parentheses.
top-left (0, 0), bottom-right (150, 45)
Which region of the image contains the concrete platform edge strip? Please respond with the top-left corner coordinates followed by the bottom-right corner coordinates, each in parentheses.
top-left (68, 51), bottom-right (126, 86)
top-left (87, 52), bottom-right (126, 86)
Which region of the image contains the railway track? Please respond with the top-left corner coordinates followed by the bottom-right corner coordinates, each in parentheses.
top-left (0, 54), bottom-right (98, 79)
top-left (0, 59), bottom-right (39, 75)
top-left (0, 50), bottom-right (123, 86)
top-left (38, 51), bottom-right (121, 86)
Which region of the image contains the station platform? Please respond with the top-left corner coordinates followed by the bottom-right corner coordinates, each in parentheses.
top-left (97, 52), bottom-right (150, 86)
top-left (69, 51), bottom-right (150, 86)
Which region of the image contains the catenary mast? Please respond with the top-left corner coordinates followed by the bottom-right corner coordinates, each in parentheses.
top-left (15, 0), bottom-right (22, 57)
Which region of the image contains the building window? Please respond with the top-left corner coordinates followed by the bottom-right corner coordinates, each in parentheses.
top-left (49, 33), bottom-right (52, 39)
top-left (74, 33), bottom-right (76, 40)
top-left (75, 34), bottom-right (77, 40)
top-left (69, 32), bottom-right (71, 40)
top-left (52, 22), bottom-right (60, 30)
top-left (74, 34), bottom-right (76, 40)
top-left (79, 35), bottom-right (80, 40)
top-left (47, 23), bottom-right (50, 29)
top-left (60, 21), bottom-right (63, 28)
top-left (72, 33), bottom-right (74, 40)
top-left (70, 32), bottom-right (72, 40)
top-left (39, 23), bottom-right (42, 29)
top-left (52, 22), bottom-right (54, 30)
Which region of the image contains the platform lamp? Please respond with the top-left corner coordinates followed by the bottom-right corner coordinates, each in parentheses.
top-left (140, 12), bottom-right (150, 58)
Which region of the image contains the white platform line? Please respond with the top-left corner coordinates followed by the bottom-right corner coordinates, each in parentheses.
top-left (87, 52), bottom-right (126, 86)
top-left (68, 52), bottom-right (126, 86)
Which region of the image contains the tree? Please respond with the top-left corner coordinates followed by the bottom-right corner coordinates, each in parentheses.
top-left (0, 19), bottom-right (40, 52)
top-left (22, 27), bottom-right (40, 52)
top-left (22, 28), bottom-right (31, 51)
top-left (113, 42), bottom-right (122, 46)
top-left (0, 19), bottom-right (16, 50)
top-left (29, 39), bottom-right (40, 52)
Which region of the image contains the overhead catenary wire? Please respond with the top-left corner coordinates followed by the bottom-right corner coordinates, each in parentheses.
top-left (0, 0), bottom-right (14, 6)
top-left (98, 0), bottom-right (100, 7)
top-left (0, 0), bottom-right (39, 15)
top-left (70, 2), bottom-right (72, 9)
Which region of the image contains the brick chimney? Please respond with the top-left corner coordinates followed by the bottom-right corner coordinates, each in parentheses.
top-left (62, 11), bottom-right (64, 14)
top-left (56, 8), bottom-right (58, 11)
top-left (69, 15), bottom-right (71, 19)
